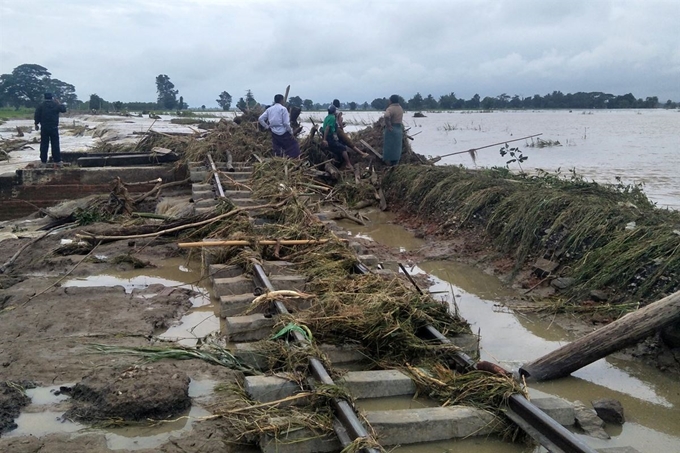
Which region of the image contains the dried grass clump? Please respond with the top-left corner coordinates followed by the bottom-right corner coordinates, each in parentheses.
top-left (383, 165), bottom-right (680, 308)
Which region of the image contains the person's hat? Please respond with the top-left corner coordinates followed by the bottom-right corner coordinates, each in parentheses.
top-left (44, 92), bottom-right (53, 100)
top-left (328, 105), bottom-right (337, 114)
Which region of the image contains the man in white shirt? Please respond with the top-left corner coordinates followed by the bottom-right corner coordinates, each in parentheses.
top-left (258, 94), bottom-right (301, 158)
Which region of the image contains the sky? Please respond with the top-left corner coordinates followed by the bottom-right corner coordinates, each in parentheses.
top-left (1, 0), bottom-right (679, 108)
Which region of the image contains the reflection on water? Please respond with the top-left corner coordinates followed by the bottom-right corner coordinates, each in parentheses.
top-left (7, 380), bottom-right (215, 451)
top-left (418, 260), bottom-right (680, 450)
top-left (61, 258), bottom-right (220, 346)
top-left (337, 209), bottom-right (426, 252)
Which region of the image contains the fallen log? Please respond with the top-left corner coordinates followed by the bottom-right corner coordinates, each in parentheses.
top-left (520, 290), bottom-right (680, 381)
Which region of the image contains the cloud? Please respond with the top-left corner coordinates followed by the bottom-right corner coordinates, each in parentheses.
top-left (1, 0), bottom-right (678, 107)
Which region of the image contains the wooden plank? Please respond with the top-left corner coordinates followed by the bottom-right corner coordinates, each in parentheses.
top-left (360, 139), bottom-right (383, 160)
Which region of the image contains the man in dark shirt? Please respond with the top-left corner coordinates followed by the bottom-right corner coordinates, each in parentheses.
top-left (34, 92), bottom-right (67, 168)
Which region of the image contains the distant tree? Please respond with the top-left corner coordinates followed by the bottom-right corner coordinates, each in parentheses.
top-left (303, 99), bottom-right (314, 110)
top-left (112, 101), bottom-right (123, 111)
top-left (288, 95), bottom-right (303, 109)
top-left (156, 74), bottom-right (178, 109)
top-left (44, 78), bottom-right (77, 106)
top-left (201, 104), bottom-right (206, 110)
top-left (361, 101), bottom-right (369, 110)
top-left (349, 101), bottom-right (357, 111)
top-left (465, 94), bottom-right (481, 109)
top-left (216, 91), bottom-right (232, 110)
top-left (423, 94), bottom-right (438, 109)
top-left (407, 92), bottom-right (423, 110)
top-left (370, 97), bottom-right (389, 110)
top-left (480, 96), bottom-right (495, 109)
top-left (643, 96), bottom-right (659, 108)
top-left (89, 93), bottom-right (104, 110)
top-left (439, 92), bottom-right (457, 109)
top-left (236, 97), bottom-right (246, 111)
top-left (245, 89), bottom-right (257, 108)
top-left (178, 96), bottom-right (185, 110)
top-left (509, 95), bottom-right (522, 109)
top-left (0, 64), bottom-right (53, 108)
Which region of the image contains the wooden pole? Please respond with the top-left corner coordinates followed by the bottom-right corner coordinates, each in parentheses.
top-left (520, 290), bottom-right (680, 381)
top-left (178, 239), bottom-right (333, 248)
top-left (428, 133), bottom-right (542, 163)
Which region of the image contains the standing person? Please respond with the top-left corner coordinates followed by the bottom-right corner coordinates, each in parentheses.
top-left (382, 94), bottom-right (404, 166)
top-left (34, 92), bottom-right (67, 168)
top-left (258, 94), bottom-right (301, 159)
top-left (331, 99), bottom-right (368, 158)
top-left (321, 105), bottom-right (354, 171)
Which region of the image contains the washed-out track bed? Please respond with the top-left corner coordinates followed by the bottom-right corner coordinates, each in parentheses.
top-left (185, 157), bottom-right (612, 453)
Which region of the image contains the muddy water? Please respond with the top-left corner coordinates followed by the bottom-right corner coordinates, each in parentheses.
top-left (340, 212), bottom-right (680, 453)
top-left (61, 257), bottom-right (220, 346)
top-left (6, 380), bottom-right (215, 450)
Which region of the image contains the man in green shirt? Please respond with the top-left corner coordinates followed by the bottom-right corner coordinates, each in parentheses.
top-left (321, 105), bottom-right (355, 170)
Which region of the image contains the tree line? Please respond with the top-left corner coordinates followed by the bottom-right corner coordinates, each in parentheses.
top-left (2, 64), bottom-right (678, 112)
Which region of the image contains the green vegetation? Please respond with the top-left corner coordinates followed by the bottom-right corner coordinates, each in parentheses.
top-left (0, 107), bottom-right (34, 122)
top-left (382, 165), bottom-right (680, 312)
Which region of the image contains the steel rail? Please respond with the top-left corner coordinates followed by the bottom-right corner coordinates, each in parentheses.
top-left (209, 161), bottom-right (590, 453)
top-left (373, 265), bottom-right (596, 453)
top-left (206, 153), bottom-right (225, 199)
top-left (252, 263), bottom-right (381, 453)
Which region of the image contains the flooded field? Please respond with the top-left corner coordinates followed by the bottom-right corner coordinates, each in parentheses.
top-left (307, 108), bottom-right (680, 209)
top-left (2, 108), bottom-right (678, 209)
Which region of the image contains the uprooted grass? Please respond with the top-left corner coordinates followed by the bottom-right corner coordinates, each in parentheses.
top-left (382, 165), bottom-right (680, 309)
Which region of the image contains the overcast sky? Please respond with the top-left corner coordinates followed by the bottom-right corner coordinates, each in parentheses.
top-left (1, 0), bottom-right (678, 108)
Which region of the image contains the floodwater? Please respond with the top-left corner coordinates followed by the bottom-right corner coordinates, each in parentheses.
top-left (306, 109), bottom-right (680, 210)
top-left (2, 108), bottom-right (678, 208)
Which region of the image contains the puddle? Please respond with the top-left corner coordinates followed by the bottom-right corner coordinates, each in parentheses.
top-left (337, 209), bottom-right (426, 252)
top-left (61, 257), bottom-right (220, 346)
top-left (25, 384), bottom-right (73, 405)
top-left (104, 405), bottom-right (212, 450)
top-left (158, 308), bottom-right (221, 346)
top-left (7, 379), bottom-right (216, 451)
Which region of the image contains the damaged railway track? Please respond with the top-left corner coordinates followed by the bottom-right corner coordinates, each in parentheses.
top-left (175, 154), bottom-right (599, 453)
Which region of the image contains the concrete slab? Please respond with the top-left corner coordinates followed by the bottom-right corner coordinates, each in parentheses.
top-left (219, 293), bottom-right (256, 317)
top-left (195, 199), bottom-right (217, 208)
top-left (263, 260), bottom-right (296, 275)
top-left (531, 397), bottom-right (575, 426)
top-left (224, 314), bottom-right (275, 341)
top-left (270, 275), bottom-right (307, 291)
top-left (359, 254), bottom-right (379, 267)
top-left (232, 343), bottom-right (269, 371)
top-left (259, 421), bottom-right (340, 453)
top-left (224, 189), bottom-right (252, 199)
top-left (191, 190), bottom-right (213, 201)
top-left (208, 264), bottom-right (243, 280)
top-left (319, 344), bottom-right (367, 365)
top-left (340, 370), bottom-right (416, 399)
top-left (244, 375), bottom-right (303, 404)
top-left (212, 275), bottom-right (255, 297)
top-left (366, 406), bottom-right (499, 445)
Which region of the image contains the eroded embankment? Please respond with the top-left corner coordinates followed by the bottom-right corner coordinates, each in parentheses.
top-left (382, 165), bottom-right (680, 312)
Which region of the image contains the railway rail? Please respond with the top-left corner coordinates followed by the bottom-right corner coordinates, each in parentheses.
top-left (189, 154), bottom-right (600, 453)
